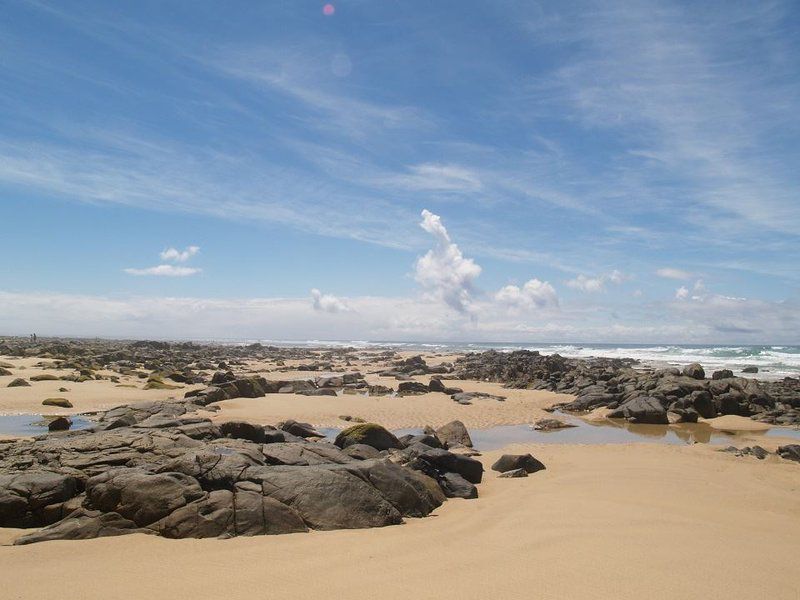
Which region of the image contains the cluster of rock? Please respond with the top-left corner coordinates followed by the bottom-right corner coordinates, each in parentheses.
top-left (0, 396), bottom-right (486, 544)
top-left (722, 444), bottom-right (800, 462)
top-left (455, 351), bottom-right (800, 426)
top-left (0, 337), bottom-right (384, 390)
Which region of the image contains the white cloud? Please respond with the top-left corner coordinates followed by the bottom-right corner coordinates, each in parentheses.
top-left (160, 245), bottom-right (200, 263)
top-left (414, 209), bottom-right (482, 313)
top-left (675, 286), bottom-right (689, 300)
top-left (124, 265), bottom-right (201, 277)
top-left (657, 268), bottom-right (693, 280)
top-left (495, 279), bottom-right (558, 311)
top-left (566, 270), bottom-right (629, 293)
top-left (391, 163), bottom-right (483, 193)
top-left (310, 288), bottom-right (349, 314)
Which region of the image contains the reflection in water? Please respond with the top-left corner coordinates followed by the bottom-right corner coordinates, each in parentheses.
top-left (321, 413), bottom-right (800, 451)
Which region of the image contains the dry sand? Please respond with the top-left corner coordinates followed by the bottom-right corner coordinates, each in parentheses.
top-left (1, 442), bottom-right (798, 600)
top-left (0, 356), bottom-right (204, 415)
top-left (205, 380), bottom-right (573, 430)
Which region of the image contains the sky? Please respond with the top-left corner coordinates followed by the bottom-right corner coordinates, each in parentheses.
top-left (1, 0), bottom-right (799, 343)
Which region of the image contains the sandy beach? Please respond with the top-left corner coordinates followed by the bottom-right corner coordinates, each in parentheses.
top-left (1, 343), bottom-right (799, 600)
top-left (2, 441), bottom-right (798, 600)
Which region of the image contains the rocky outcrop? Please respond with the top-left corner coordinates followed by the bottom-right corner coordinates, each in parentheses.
top-left (0, 402), bottom-right (483, 544)
top-left (454, 351), bottom-right (798, 426)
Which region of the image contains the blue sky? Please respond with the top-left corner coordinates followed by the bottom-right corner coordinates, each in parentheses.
top-left (1, 0), bottom-right (798, 342)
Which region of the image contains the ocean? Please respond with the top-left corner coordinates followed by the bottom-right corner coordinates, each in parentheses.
top-left (226, 340), bottom-right (800, 381)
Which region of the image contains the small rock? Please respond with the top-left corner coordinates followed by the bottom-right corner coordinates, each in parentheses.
top-left (491, 454), bottom-right (546, 474)
top-left (42, 397), bottom-right (73, 408)
top-left (7, 378), bottom-right (30, 388)
top-left (48, 416), bottom-right (72, 431)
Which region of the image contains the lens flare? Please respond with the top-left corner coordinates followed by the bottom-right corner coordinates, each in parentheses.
top-left (322, 3), bottom-right (335, 16)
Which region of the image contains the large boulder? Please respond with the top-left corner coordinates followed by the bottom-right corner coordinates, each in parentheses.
top-left (154, 487), bottom-right (307, 539)
top-left (491, 454), bottom-right (546, 474)
top-left (86, 469), bottom-right (205, 527)
top-left (219, 421), bottom-right (266, 443)
top-left (607, 396), bottom-right (669, 424)
top-left (398, 381), bottom-right (429, 394)
top-left (403, 445), bottom-right (484, 484)
top-left (247, 465), bottom-right (403, 530)
top-left (435, 420), bottom-right (473, 448)
top-left (334, 423), bottom-right (403, 451)
top-left (0, 472), bottom-right (80, 527)
top-left (682, 363), bottom-right (705, 380)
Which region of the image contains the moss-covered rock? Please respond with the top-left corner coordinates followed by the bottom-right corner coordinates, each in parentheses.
top-left (143, 376), bottom-right (181, 390)
top-left (30, 374), bottom-right (58, 382)
top-left (42, 397), bottom-right (73, 408)
top-left (334, 423), bottom-right (403, 451)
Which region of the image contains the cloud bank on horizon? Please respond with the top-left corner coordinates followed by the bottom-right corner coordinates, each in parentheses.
top-left (0, 1), bottom-right (798, 343)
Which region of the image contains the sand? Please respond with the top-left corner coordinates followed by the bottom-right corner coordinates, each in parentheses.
top-left (1, 441), bottom-right (798, 600)
top-left (0, 356), bottom-right (204, 415)
top-left (204, 380), bottom-right (573, 430)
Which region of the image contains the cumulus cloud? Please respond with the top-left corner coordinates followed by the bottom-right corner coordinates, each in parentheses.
top-left (566, 270), bottom-right (628, 293)
top-left (657, 267), bottom-right (692, 280)
top-left (675, 286), bottom-right (689, 300)
top-left (414, 209), bottom-right (482, 313)
top-left (160, 245), bottom-right (200, 262)
top-left (310, 288), bottom-right (349, 313)
top-left (495, 279), bottom-right (558, 311)
top-left (124, 265), bottom-right (201, 277)
top-left (126, 245), bottom-right (201, 277)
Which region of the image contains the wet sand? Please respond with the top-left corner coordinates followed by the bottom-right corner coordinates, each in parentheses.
top-left (1, 442), bottom-right (798, 600)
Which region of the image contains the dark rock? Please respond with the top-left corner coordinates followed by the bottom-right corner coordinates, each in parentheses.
top-left (42, 397), bottom-right (73, 408)
top-left (398, 381), bottom-right (429, 394)
top-left (403, 445), bottom-right (484, 484)
top-left (48, 416), bottom-right (72, 431)
top-left (219, 421), bottom-right (267, 444)
top-left (7, 378), bottom-right (30, 387)
top-left (428, 378), bottom-right (446, 393)
top-left (742, 366), bottom-right (759, 374)
top-left (0, 472), bottom-right (80, 527)
top-left (712, 369), bottom-right (734, 380)
top-left (683, 363), bottom-right (705, 380)
top-left (607, 396), bottom-right (668, 424)
top-left (85, 469), bottom-right (205, 527)
top-left (14, 509), bottom-right (153, 545)
top-left (334, 423), bottom-right (403, 451)
top-left (435, 420), bottom-right (473, 448)
top-left (280, 420), bottom-right (324, 438)
top-left (341, 444), bottom-right (382, 460)
top-left (439, 472), bottom-right (478, 498)
top-left (777, 444), bottom-right (800, 463)
top-left (491, 454), bottom-right (546, 474)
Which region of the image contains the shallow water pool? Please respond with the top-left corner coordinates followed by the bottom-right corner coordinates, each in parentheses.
top-left (0, 414), bottom-right (95, 437)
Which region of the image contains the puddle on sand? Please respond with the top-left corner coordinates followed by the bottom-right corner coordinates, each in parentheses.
top-left (0, 414), bottom-right (95, 437)
top-left (321, 414), bottom-right (800, 452)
